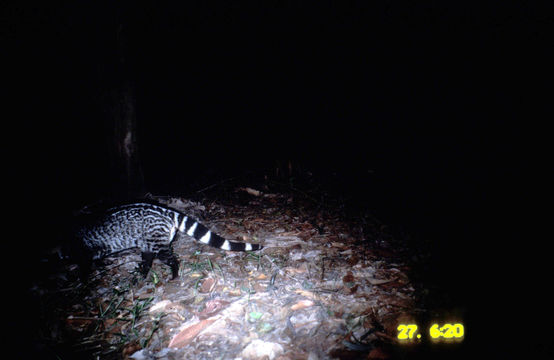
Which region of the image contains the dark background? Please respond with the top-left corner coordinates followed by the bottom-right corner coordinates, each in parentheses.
top-left (4, 1), bottom-right (552, 357)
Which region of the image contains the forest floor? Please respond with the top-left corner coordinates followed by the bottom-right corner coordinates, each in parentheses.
top-left (27, 178), bottom-right (466, 359)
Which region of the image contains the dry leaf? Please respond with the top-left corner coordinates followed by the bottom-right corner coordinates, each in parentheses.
top-left (342, 271), bottom-right (355, 283)
top-left (198, 300), bottom-right (229, 319)
top-left (367, 277), bottom-right (395, 285)
top-left (199, 278), bottom-right (216, 293)
top-left (168, 318), bottom-right (217, 348)
top-left (227, 289), bottom-right (242, 296)
top-left (287, 267), bottom-right (307, 275)
top-left (238, 187), bottom-right (262, 196)
top-left (241, 339), bottom-right (284, 360)
top-left (294, 289), bottom-right (317, 299)
top-left (149, 300), bottom-right (172, 313)
top-left (290, 300), bottom-right (314, 311)
top-left (122, 342), bottom-right (142, 358)
top-left (256, 273), bottom-right (268, 280)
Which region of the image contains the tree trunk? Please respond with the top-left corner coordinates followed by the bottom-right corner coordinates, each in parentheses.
top-left (105, 22), bottom-right (144, 199)
top-left (109, 82), bottom-right (144, 198)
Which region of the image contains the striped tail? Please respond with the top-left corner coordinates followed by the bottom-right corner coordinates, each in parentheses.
top-left (177, 215), bottom-right (263, 251)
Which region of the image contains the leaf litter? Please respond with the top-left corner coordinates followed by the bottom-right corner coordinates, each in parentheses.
top-left (31, 183), bottom-right (424, 359)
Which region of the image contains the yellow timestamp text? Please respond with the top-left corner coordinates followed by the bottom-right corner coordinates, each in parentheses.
top-left (397, 323), bottom-right (464, 342)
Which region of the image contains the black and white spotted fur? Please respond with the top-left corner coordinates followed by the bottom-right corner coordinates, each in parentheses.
top-left (73, 202), bottom-right (263, 279)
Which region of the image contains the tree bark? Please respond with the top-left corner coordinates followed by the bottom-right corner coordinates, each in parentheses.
top-left (104, 22), bottom-right (144, 199)
top-left (109, 82), bottom-right (144, 198)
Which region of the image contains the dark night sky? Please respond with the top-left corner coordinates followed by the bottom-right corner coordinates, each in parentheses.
top-left (4, 1), bottom-right (553, 354)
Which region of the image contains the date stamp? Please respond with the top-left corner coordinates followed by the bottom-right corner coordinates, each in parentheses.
top-left (397, 323), bottom-right (464, 343)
